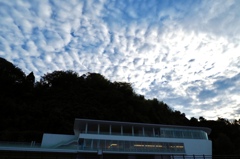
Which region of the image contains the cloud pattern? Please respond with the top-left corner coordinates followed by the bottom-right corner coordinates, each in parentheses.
top-left (0, 0), bottom-right (240, 120)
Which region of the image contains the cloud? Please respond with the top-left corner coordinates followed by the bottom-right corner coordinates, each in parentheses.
top-left (0, 0), bottom-right (240, 120)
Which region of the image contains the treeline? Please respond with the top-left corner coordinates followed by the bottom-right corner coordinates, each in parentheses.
top-left (0, 57), bottom-right (240, 155)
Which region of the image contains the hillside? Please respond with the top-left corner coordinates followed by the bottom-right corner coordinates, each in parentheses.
top-left (0, 57), bottom-right (240, 155)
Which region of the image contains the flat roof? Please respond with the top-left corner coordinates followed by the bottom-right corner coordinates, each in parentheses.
top-left (74, 118), bottom-right (211, 135)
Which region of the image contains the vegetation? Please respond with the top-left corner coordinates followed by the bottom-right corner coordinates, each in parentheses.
top-left (0, 57), bottom-right (240, 155)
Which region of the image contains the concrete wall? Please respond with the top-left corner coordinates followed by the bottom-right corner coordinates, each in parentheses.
top-left (184, 139), bottom-right (212, 156)
top-left (41, 133), bottom-right (77, 148)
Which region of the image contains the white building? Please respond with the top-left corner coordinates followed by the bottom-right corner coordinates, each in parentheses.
top-left (41, 118), bottom-right (212, 159)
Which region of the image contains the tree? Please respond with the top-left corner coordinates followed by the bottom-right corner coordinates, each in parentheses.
top-left (113, 82), bottom-right (134, 96)
top-left (26, 72), bottom-right (35, 87)
top-left (199, 116), bottom-right (206, 122)
top-left (0, 57), bottom-right (26, 96)
top-left (83, 72), bottom-right (111, 89)
top-left (190, 117), bottom-right (198, 123)
top-left (37, 70), bottom-right (79, 88)
top-left (214, 133), bottom-right (234, 155)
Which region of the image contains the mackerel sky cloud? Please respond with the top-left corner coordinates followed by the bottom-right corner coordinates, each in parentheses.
top-left (0, 0), bottom-right (240, 120)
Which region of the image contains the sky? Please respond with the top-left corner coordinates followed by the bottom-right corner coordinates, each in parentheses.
top-left (0, 0), bottom-right (240, 120)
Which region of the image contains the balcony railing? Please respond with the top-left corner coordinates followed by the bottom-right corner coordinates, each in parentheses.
top-left (0, 141), bottom-right (41, 148)
top-left (83, 129), bottom-right (208, 140)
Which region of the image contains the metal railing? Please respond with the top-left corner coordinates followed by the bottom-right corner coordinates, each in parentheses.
top-left (1, 142), bottom-right (239, 159)
top-left (84, 129), bottom-right (208, 140)
top-left (0, 141), bottom-right (41, 148)
top-left (169, 155), bottom-right (240, 159)
top-left (1, 153), bottom-right (240, 159)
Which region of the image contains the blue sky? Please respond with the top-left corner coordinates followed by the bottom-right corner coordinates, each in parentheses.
top-left (0, 0), bottom-right (240, 120)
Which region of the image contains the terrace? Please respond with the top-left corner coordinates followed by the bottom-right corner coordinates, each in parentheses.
top-left (74, 119), bottom-right (210, 140)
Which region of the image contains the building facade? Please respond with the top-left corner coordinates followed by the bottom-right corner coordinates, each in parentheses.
top-left (41, 118), bottom-right (212, 159)
top-left (0, 118), bottom-right (212, 159)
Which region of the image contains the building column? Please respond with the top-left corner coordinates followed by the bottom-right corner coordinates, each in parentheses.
top-left (85, 123), bottom-right (88, 133)
top-left (98, 124), bottom-right (100, 134)
top-left (160, 128), bottom-right (163, 137)
top-left (132, 126), bottom-right (134, 136)
top-left (110, 125), bottom-right (112, 135)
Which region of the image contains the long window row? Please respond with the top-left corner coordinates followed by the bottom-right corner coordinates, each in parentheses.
top-left (160, 128), bottom-right (208, 139)
top-left (79, 139), bottom-right (185, 154)
top-left (82, 123), bottom-right (208, 140)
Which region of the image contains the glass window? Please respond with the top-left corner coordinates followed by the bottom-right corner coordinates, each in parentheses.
top-left (174, 130), bottom-right (183, 138)
top-left (182, 130), bottom-right (192, 138)
top-left (133, 126), bottom-right (143, 136)
top-left (87, 123), bottom-right (98, 134)
top-left (84, 139), bottom-right (92, 149)
top-left (168, 142), bottom-right (184, 152)
top-left (111, 125), bottom-right (121, 135)
top-left (79, 139), bottom-right (185, 153)
top-left (99, 140), bottom-right (106, 149)
top-left (164, 130), bottom-right (174, 138)
top-left (202, 131), bottom-right (208, 139)
top-left (122, 125), bottom-right (132, 136)
top-left (154, 127), bottom-right (160, 137)
top-left (106, 140), bottom-right (119, 150)
top-left (92, 139), bottom-right (98, 150)
top-left (159, 142), bottom-right (168, 152)
top-left (192, 131), bottom-right (201, 139)
top-left (99, 123), bottom-right (110, 135)
top-left (144, 127), bottom-right (153, 137)
top-left (125, 141), bottom-right (131, 151)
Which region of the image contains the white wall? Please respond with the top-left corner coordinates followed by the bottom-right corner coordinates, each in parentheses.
top-left (184, 139), bottom-right (212, 155)
top-left (41, 133), bottom-right (77, 148)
